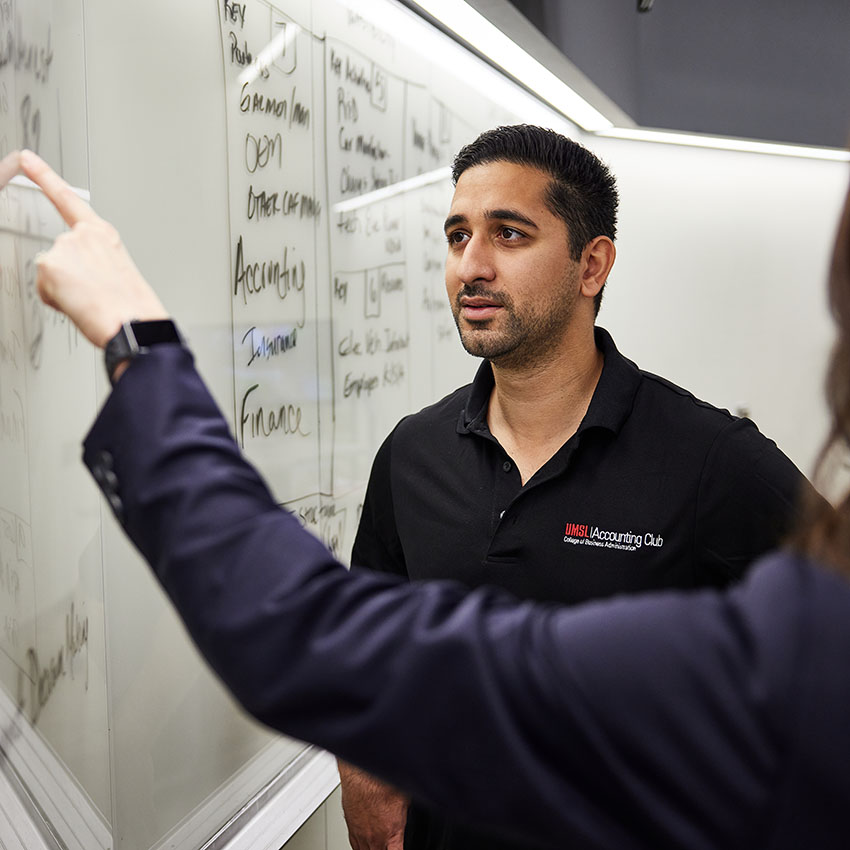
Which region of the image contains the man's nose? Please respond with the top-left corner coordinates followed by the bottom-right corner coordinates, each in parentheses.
top-left (455, 235), bottom-right (495, 284)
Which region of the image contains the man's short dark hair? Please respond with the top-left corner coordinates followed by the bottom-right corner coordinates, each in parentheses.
top-left (451, 125), bottom-right (619, 315)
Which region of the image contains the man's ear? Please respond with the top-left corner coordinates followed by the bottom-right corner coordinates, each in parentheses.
top-left (579, 236), bottom-right (616, 299)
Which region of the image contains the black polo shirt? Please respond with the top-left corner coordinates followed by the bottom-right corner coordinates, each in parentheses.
top-left (352, 327), bottom-right (804, 605)
top-left (351, 327), bottom-right (805, 850)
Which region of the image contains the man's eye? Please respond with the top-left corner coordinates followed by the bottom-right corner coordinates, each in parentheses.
top-left (500, 227), bottom-right (523, 240)
top-left (447, 231), bottom-right (468, 245)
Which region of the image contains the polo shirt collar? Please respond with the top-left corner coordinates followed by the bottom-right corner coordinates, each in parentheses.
top-left (457, 326), bottom-right (641, 437)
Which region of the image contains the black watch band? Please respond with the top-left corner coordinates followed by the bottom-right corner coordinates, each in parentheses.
top-left (104, 319), bottom-right (184, 385)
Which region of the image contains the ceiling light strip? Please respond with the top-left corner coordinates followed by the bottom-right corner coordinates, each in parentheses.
top-left (598, 127), bottom-right (850, 162)
top-left (406, 0), bottom-right (613, 132)
top-left (406, 0), bottom-right (849, 162)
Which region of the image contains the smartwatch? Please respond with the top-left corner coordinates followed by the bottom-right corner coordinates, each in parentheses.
top-left (104, 319), bottom-right (184, 385)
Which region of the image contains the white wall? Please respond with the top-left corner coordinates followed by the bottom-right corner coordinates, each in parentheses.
top-left (593, 136), bottom-right (845, 475)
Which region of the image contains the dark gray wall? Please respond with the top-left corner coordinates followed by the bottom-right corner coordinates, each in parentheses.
top-left (508, 0), bottom-right (850, 148)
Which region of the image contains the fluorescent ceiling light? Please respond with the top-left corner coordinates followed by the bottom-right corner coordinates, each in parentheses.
top-left (598, 126), bottom-right (850, 162)
top-left (333, 166), bottom-right (452, 213)
top-left (400, 1), bottom-right (847, 161)
top-left (406, 0), bottom-right (612, 132)
top-left (336, 0), bottom-right (573, 133)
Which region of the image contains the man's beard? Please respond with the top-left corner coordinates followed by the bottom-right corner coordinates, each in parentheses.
top-left (451, 276), bottom-right (578, 369)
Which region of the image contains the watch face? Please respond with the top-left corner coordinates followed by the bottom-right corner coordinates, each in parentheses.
top-left (105, 320), bottom-right (183, 385)
top-left (132, 320), bottom-right (182, 347)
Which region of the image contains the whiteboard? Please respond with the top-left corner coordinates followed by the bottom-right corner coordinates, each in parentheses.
top-left (0, 0), bottom-right (578, 848)
top-left (0, 1), bottom-right (111, 848)
top-left (0, 0), bottom-right (846, 848)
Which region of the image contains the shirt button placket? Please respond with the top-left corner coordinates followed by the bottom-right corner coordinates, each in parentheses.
top-left (493, 458), bottom-right (517, 531)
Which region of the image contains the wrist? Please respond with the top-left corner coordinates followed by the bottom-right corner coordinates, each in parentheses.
top-left (109, 359), bottom-right (132, 383)
top-left (104, 319), bottom-right (184, 385)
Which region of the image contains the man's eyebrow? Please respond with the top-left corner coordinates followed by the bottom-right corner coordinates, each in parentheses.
top-left (443, 209), bottom-right (539, 234)
top-left (486, 208), bottom-right (538, 229)
top-left (443, 213), bottom-right (466, 234)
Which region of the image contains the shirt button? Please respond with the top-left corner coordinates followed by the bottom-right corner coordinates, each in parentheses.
top-left (502, 461), bottom-right (512, 473)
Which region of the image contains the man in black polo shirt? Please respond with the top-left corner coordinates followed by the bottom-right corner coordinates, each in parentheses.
top-left (338, 125), bottom-right (804, 850)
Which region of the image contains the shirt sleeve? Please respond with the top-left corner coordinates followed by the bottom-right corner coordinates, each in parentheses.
top-left (350, 427), bottom-right (409, 578)
top-left (694, 417), bottom-right (807, 586)
top-left (83, 348), bottom-right (801, 850)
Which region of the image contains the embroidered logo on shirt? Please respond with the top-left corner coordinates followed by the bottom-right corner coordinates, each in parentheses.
top-left (563, 522), bottom-right (663, 551)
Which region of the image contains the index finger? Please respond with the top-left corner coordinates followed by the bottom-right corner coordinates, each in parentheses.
top-left (20, 149), bottom-right (98, 227)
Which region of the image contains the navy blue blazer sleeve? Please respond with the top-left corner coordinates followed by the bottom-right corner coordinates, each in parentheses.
top-left (84, 348), bottom-right (820, 850)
